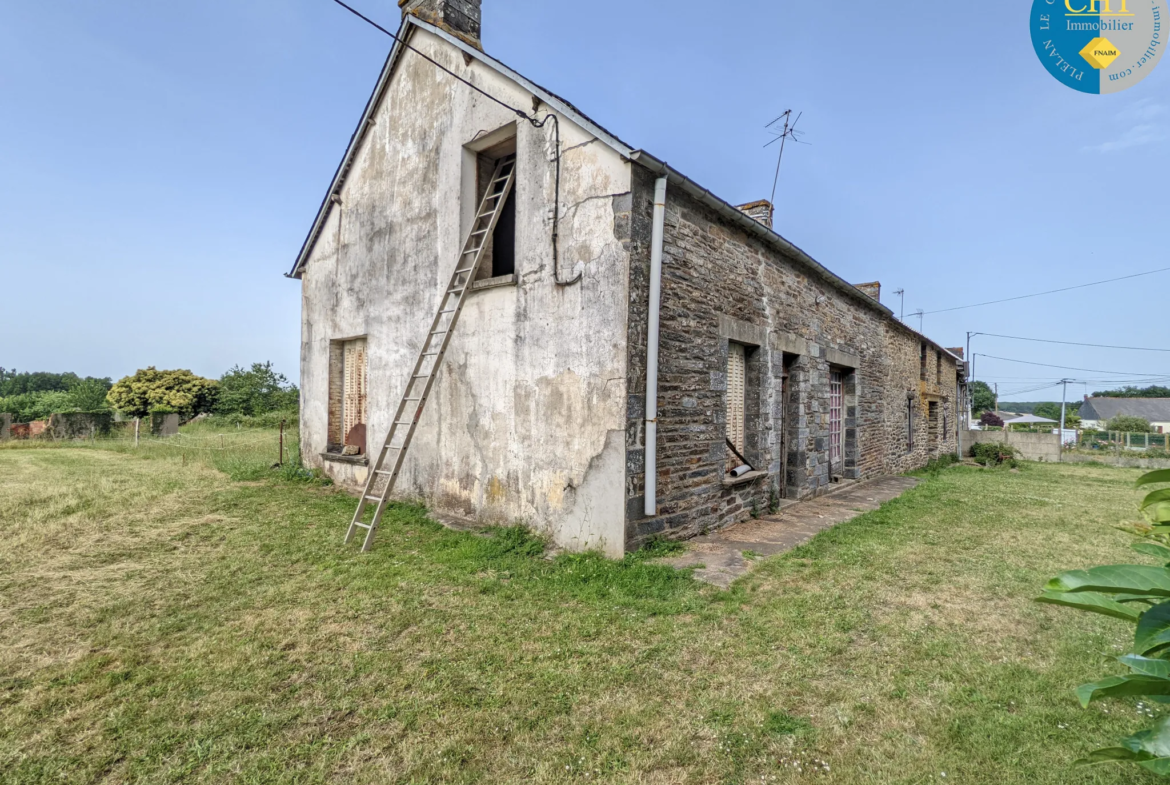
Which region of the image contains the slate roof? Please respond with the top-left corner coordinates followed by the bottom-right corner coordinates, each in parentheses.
top-left (1080, 398), bottom-right (1170, 423)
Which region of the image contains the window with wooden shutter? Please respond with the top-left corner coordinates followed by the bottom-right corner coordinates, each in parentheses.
top-left (342, 337), bottom-right (368, 454)
top-left (727, 343), bottom-right (746, 458)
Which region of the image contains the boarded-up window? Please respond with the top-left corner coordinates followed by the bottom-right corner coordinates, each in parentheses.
top-left (727, 343), bottom-right (746, 457)
top-left (928, 400), bottom-right (940, 443)
top-left (328, 336), bottom-right (367, 455)
top-left (830, 370), bottom-right (843, 466)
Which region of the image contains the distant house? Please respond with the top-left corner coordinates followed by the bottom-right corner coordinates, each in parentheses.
top-left (1080, 398), bottom-right (1170, 433)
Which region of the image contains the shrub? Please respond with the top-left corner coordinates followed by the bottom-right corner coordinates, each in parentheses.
top-left (215, 362), bottom-right (299, 417)
top-left (971, 442), bottom-right (1017, 466)
top-left (1109, 416), bottom-right (1154, 434)
top-left (0, 390), bottom-right (74, 422)
top-left (1038, 469), bottom-right (1170, 776)
top-left (980, 411), bottom-right (1005, 428)
top-left (107, 368), bottom-right (218, 418)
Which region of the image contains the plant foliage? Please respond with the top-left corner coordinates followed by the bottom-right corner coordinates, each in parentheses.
top-left (215, 361), bottom-right (298, 417)
top-left (106, 367), bottom-right (218, 418)
top-left (1039, 470), bottom-right (1170, 775)
top-left (970, 381), bottom-right (996, 415)
top-left (1108, 416), bottom-right (1154, 434)
top-left (971, 442), bottom-right (1017, 466)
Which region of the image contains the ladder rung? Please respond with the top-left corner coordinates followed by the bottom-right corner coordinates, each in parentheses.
top-left (411, 374), bottom-right (430, 379)
top-left (354, 522), bottom-right (372, 530)
top-left (422, 351), bottom-right (442, 356)
top-left (404, 396), bottom-right (424, 402)
top-left (429, 330), bottom-right (448, 336)
top-left (438, 309), bottom-right (456, 315)
top-left (363, 495), bottom-right (382, 503)
top-left (375, 470), bottom-right (394, 476)
top-left (394, 420), bottom-right (414, 426)
top-left (471, 228), bottom-right (489, 236)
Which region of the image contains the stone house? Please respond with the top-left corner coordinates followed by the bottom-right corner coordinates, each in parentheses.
top-left (288, 0), bottom-right (965, 557)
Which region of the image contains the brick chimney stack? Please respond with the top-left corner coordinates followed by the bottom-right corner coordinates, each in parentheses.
top-left (400, 0), bottom-right (481, 48)
top-left (736, 200), bottom-right (774, 230)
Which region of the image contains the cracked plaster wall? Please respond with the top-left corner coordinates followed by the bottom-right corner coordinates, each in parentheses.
top-left (299, 28), bottom-right (630, 556)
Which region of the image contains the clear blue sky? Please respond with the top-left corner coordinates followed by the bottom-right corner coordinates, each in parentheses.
top-left (2, 0), bottom-right (1167, 402)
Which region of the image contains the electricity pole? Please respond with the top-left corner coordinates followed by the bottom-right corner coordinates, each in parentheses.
top-left (1060, 378), bottom-right (1070, 460)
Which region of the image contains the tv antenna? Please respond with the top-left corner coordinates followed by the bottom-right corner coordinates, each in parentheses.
top-left (764, 110), bottom-right (809, 207)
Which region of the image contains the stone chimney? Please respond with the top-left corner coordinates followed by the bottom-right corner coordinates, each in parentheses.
top-left (400, 0), bottom-right (481, 48)
top-left (854, 281), bottom-right (881, 302)
top-left (736, 200), bottom-right (774, 230)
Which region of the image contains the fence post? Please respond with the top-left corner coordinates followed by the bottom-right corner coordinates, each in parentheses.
top-left (134, 418), bottom-right (140, 448)
top-left (279, 419), bottom-right (286, 467)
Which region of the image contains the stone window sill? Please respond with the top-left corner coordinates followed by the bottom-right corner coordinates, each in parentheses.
top-left (472, 273), bottom-right (518, 291)
top-left (321, 452), bottom-right (369, 466)
top-left (722, 470), bottom-right (768, 488)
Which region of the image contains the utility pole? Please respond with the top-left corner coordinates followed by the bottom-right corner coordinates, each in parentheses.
top-left (1059, 378), bottom-right (1070, 460)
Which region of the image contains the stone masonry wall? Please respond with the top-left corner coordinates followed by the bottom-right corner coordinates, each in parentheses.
top-left (625, 179), bottom-right (959, 547)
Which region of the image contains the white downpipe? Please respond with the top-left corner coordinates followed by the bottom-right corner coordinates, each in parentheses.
top-left (644, 176), bottom-right (668, 517)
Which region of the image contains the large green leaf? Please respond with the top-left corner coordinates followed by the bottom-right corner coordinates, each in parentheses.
top-left (1147, 503), bottom-right (1170, 525)
top-left (1138, 470), bottom-right (1170, 488)
top-left (1137, 603), bottom-right (1170, 656)
top-left (1036, 591), bottom-right (1142, 621)
top-left (1075, 747), bottom-right (1152, 766)
top-left (1047, 565), bottom-right (1170, 597)
top-left (1124, 717), bottom-right (1170, 758)
top-left (1143, 489), bottom-right (1170, 511)
top-left (1076, 675), bottom-right (1170, 707)
top-left (1134, 542), bottom-right (1170, 562)
top-left (1120, 655), bottom-right (1170, 679)
top-left (1138, 758), bottom-right (1170, 775)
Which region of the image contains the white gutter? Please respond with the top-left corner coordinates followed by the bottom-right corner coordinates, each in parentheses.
top-left (644, 176), bottom-right (668, 517)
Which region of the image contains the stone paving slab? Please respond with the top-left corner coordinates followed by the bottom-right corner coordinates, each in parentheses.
top-left (660, 476), bottom-right (920, 588)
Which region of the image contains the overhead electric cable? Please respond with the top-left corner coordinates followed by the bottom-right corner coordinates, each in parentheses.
top-left (974, 353), bottom-right (1170, 376)
top-left (922, 266), bottom-right (1170, 315)
top-left (328, 0), bottom-right (532, 122)
top-left (975, 332), bottom-right (1170, 353)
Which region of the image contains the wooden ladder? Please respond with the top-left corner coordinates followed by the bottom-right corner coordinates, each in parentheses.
top-left (345, 153), bottom-right (517, 551)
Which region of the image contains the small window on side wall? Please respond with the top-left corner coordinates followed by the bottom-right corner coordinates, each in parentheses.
top-left (473, 134), bottom-right (518, 281)
top-left (328, 337), bottom-right (367, 456)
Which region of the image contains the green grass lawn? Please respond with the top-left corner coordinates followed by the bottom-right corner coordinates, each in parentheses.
top-left (0, 444), bottom-right (1163, 784)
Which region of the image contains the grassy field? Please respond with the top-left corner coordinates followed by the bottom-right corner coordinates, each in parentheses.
top-left (0, 441), bottom-right (1163, 784)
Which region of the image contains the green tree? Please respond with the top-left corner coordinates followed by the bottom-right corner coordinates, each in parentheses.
top-left (215, 362), bottom-right (298, 417)
top-left (0, 391), bottom-right (75, 421)
top-left (970, 380), bottom-right (995, 415)
top-left (66, 378), bottom-right (113, 412)
top-left (1093, 385), bottom-right (1170, 399)
top-left (1108, 415), bottom-right (1154, 433)
top-left (1033, 402), bottom-right (1062, 421)
top-left (106, 368), bottom-right (218, 418)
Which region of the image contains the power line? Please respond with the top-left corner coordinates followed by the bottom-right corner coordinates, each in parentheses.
top-left (975, 332), bottom-right (1170, 353)
top-left (328, 0), bottom-right (532, 123)
top-left (922, 266), bottom-right (1170, 315)
top-left (975, 353), bottom-right (1170, 376)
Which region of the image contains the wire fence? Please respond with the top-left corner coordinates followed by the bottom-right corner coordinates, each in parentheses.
top-left (2, 419), bottom-right (301, 480)
top-left (1077, 430), bottom-right (1169, 453)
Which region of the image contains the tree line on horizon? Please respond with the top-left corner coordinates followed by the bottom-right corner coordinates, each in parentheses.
top-left (0, 364), bottom-right (298, 423)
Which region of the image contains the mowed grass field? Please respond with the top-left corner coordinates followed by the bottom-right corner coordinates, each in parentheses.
top-left (0, 443), bottom-right (1163, 784)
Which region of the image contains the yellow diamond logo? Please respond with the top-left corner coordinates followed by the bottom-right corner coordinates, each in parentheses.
top-left (1080, 37), bottom-right (1121, 69)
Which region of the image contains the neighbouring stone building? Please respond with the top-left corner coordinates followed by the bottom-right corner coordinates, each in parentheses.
top-left (289, 0), bottom-right (965, 557)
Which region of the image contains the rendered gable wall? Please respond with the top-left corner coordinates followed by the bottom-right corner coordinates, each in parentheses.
top-left (299, 28), bottom-right (633, 556)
